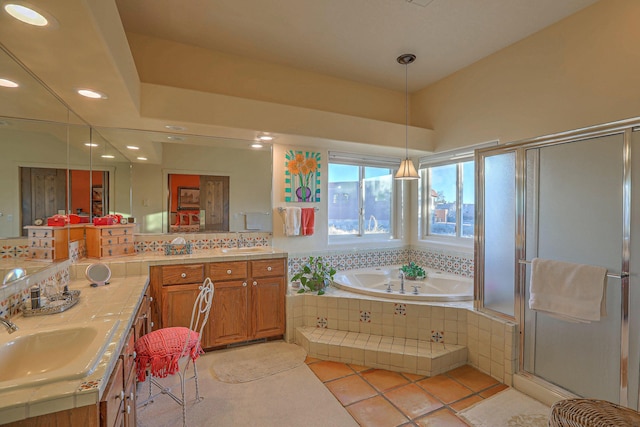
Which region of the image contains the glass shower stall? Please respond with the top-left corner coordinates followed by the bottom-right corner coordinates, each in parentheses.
top-left (476, 121), bottom-right (640, 409)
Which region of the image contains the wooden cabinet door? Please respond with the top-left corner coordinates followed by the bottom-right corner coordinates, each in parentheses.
top-left (251, 276), bottom-right (285, 339)
top-left (161, 283), bottom-right (201, 329)
top-left (208, 279), bottom-right (249, 347)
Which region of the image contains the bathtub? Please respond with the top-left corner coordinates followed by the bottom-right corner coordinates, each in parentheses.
top-left (332, 265), bottom-right (473, 301)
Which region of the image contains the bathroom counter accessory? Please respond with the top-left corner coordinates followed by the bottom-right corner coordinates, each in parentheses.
top-left (21, 289), bottom-right (80, 317)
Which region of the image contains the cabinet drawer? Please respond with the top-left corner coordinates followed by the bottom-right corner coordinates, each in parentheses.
top-left (101, 244), bottom-right (134, 258)
top-left (100, 226), bottom-right (134, 237)
top-left (162, 264), bottom-right (205, 285)
top-left (251, 259), bottom-right (285, 278)
top-left (209, 261), bottom-right (247, 281)
top-left (28, 229), bottom-right (53, 238)
top-left (29, 237), bottom-right (54, 248)
top-left (29, 248), bottom-right (54, 260)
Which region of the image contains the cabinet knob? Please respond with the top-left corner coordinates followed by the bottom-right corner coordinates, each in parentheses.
top-left (242, 282), bottom-right (247, 287)
top-left (181, 273), bottom-right (187, 278)
top-left (44, 232), bottom-right (48, 237)
top-left (253, 281), bottom-right (257, 286)
top-left (267, 266), bottom-right (272, 271)
top-left (149, 296), bottom-right (153, 302)
top-left (108, 230), bottom-right (113, 236)
top-left (151, 321), bottom-right (154, 328)
top-left (118, 390), bottom-right (124, 400)
top-left (227, 269), bottom-right (232, 275)
top-left (126, 404), bottom-right (131, 414)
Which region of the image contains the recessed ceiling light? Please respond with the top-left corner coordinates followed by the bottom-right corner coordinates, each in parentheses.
top-left (126, 145), bottom-right (139, 150)
top-left (77, 88), bottom-right (107, 99)
top-left (4, 3), bottom-right (51, 27)
top-left (251, 143), bottom-right (263, 148)
top-left (165, 125), bottom-right (186, 131)
top-left (167, 135), bottom-right (184, 141)
top-left (258, 135), bottom-right (274, 141)
top-left (84, 142), bottom-right (98, 147)
top-left (137, 156), bottom-right (148, 161)
top-left (101, 154), bottom-right (115, 159)
top-left (0, 78), bottom-right (18, 88)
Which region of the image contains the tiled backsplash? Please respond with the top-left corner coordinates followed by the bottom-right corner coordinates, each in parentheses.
top-left (288, 246), bottom-right (474, 278)
top-left (0, 260), bottom-right (70, 318)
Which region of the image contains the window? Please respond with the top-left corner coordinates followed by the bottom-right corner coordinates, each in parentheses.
top-left (420, 160), bottom-right (475, 239)
top-left (328, 152), bottom-right (396, 238)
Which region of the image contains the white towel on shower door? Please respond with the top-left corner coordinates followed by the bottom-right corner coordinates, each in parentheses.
top-left (284, 207), bottom-right (301, 236)
top-left (529, 258), bottom-right (607, 323)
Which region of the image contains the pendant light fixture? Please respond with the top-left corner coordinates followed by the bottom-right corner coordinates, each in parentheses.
top-left (394, 53), bottom-right (419, 180)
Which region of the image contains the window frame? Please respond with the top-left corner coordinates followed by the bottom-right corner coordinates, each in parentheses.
top-left (328, 152), bottom-right (399, 242)
top-left (418, 142), bottom-right (497, 246)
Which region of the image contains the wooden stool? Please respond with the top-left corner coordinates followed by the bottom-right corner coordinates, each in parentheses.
top-left (549, 398), bottom-right (640, 426)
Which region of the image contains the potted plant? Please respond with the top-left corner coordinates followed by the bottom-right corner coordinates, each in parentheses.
top-left (400, 262), bottom-right (426, 280)
top-left (291, 256), bottom-right (336, 295)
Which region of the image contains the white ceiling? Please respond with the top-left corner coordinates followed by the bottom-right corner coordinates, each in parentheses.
top-left (116, 0), bottom-right (598, 92)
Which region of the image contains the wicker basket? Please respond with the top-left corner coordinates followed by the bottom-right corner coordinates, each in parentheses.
top-left (549, 398), bottom-right (640, 427)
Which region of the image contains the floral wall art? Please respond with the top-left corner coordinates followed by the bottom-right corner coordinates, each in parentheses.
top-left (285, 150), bottom-right (321, 202)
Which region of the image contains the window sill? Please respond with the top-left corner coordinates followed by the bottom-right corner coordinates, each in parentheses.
top-left (328, 235), bottom-right (402, 249)
top-left (417, 236), bottom-right (474, 254)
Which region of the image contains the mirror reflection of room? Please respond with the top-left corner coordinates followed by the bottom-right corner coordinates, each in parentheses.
top-left (168, 173), bottom-right (229, 233)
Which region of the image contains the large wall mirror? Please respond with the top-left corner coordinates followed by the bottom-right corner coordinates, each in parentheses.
top-left (1, 40), bottom-right (273, 283)
top-left (95, 127), bottom-right (273, 234)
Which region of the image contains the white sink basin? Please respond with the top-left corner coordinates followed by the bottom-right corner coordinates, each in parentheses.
top-left (0, 319), bottom-right (119, 391)
top-left (221, 247), bottom-right (274, 254)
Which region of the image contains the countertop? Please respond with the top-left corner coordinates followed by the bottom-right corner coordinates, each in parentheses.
top-left (0, 246), bottom-right (288, 424)
top-left (0, 274), bottom-right (149, 424)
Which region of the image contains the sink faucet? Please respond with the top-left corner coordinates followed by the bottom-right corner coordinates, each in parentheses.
top-left (398, 271), bottom-right (405, 294)
top-left (236, 232), bottom-right (244, 249)
top-left (0, 316), bottom-right (18, 334)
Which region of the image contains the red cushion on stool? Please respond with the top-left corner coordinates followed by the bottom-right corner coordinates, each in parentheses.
top-left (135, 327), bottom-right (203, 382)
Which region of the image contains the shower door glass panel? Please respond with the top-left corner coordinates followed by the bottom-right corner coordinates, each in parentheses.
top-left (523, 134), bottom-right (623, 402)
top-left (483, 152), bottom-right (516, 316)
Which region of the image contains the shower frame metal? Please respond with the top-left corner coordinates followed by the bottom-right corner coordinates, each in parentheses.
top-left (475, 117), bottom-right (638, 406)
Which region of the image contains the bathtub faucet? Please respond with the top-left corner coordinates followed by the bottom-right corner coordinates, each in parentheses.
top-left (398, 271), bottom-right (405, 294)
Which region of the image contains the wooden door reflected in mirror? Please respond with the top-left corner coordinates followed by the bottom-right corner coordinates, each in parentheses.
top-left (168, 174), bottom-right (229, 233)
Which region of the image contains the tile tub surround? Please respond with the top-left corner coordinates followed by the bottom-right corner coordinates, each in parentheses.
top-left (0, 273), bottom-right (149, 424)
top-left (287, 288), bottom-right (517, 387)
top-left (287, 246), bottom-right (474, 279)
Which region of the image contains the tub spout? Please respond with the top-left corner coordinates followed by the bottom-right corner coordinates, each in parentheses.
top-left (0, 316), bottom-right (18, 334)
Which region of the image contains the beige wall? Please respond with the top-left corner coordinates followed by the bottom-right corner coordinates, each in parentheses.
top-left (413, 0), bottom-right (640, 151)
top-left (127, 32), bottom-right (405, 125)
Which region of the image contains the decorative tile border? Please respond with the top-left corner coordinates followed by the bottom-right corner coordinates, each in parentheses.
top-left (410, 247), bottom-right (474, 278)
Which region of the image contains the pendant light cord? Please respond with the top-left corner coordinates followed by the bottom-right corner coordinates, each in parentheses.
top-left (404, 61), bottom-right (409, 160)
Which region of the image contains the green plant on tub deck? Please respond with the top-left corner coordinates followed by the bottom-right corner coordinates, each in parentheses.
top-left (400, 262), bottom-right (426, 280)
top-left (291, 256), bottom-right (336, 295)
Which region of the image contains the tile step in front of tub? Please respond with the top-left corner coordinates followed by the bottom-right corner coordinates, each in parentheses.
top-left (295, 326), bottom-right (467, 377)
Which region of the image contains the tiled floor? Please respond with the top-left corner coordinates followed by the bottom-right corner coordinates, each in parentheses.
top-left (306, 357), bottom-right (509, 426)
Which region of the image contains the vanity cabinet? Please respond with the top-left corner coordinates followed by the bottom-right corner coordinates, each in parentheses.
top-left (208, 261), bottom-right (250, 346)
top-left (85, 224), bottom-right (136, 259)
top-left (250, 259), bottom-right (286, 340)
top-left (99, 295), bottom-right (149, 427)
top-left (149, 257), bottom-right (286, 349)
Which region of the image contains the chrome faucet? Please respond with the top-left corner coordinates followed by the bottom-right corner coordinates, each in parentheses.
top-left (0, 316), bottom-right (18, 334)
top-left (236, 232), bottom-right (245, 248)
top-left (398, 271), bottom-right (405, 294)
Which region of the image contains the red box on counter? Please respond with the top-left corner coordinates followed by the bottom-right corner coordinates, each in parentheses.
top-left (93, 216), bottom-right (117, 226)
top-left (47, 215), bottom-right (67, 226)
